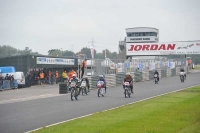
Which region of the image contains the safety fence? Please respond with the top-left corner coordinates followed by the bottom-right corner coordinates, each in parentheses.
top-left (0, 80), bottom-right (18, 91)
top-left (86, 67), bottom-right (187, 89)
top-left (85, 58), bottom-right (187, 76)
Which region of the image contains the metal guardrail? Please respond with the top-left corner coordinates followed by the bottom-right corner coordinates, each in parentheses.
top-left (0, 80), bottom-right (18, 91)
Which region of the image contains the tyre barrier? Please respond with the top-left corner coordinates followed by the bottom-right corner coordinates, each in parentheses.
top-left (59, 83), bottom-right (68, 94)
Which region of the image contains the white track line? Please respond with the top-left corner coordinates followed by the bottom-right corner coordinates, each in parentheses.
top-left (25, 84), bottom-right (200, 133)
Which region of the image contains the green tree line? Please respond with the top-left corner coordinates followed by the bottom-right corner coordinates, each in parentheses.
top-left (48, 47), bottom-right (117, 59)
top-left (0, 45), bottom-right (117, 59)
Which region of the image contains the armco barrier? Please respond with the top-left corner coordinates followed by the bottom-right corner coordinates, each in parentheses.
top-left (85, 67), bottom-right (187, 90)
top-left (149, 70), bottom-right (154, 80)
top-left (171, 68), bottom-right (176, 77)
top-left (116, 72), bottom-right (125, 85)
top-left (91, 75), bottom-right (98, 89)
top-left (142, 71), bottom-right (149, 81)
top-left (134, 71), bottom-right (142, 82)
top-left (167, 68), bottom-right (171, 77)
top-left (161, 69), bottom-right (167, 78)
top-left (105, 74), bottom-right (116, 88)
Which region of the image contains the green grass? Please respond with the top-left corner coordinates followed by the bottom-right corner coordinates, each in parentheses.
top-left (194, 65), bottom-right (200, 70)
top-left (33, 86), bottom-right (200, 133)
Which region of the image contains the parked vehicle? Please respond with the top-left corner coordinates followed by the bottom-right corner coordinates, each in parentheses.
top-left (97, 81), bottom-right (105, 97)
top-left (0, 66), bottom-right (16, 73)
top-left (123, 82), bottom-right (131, 98)
top-left (15, 72), bottom-right (25, 87)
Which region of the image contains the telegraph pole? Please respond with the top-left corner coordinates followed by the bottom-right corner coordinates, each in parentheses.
top-left (88, 38), bottom-right (95, 47)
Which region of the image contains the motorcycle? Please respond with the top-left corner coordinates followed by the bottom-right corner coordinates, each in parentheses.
top-left (154, 74), bottom-right (158, 84)
top-left (80, 80), bottom-right (88, 96)
top-left (70, 81), bottom-right (78, 101)
top-left (180, 72), bottom-right (185, 82)
top-left (123, 82), bottom-right (132, 98)
top-left (97, 81), bottom-right (105, 97)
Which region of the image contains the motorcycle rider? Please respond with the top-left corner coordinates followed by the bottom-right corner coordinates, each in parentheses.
top-left (123, 73), bottom-right (133, 94)
top-left (68, 74), bottom-right (80, 95)
top-left (97, 75), bottom-right (106, 93)
top-left (180, 68), bottom-right (186, 79)
top-left (154, 70), bottom-right (159, 82)
top-left (80, 76), bottom-right (90, 92)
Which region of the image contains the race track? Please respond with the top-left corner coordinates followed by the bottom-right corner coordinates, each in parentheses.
top-left (0, 72), bottom-right (199, 133)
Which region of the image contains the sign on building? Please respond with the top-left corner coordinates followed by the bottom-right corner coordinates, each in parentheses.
top-left (126, 41), bottom-right (200, 56)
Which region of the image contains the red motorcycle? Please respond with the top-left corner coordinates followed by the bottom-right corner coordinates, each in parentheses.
top-left (97, 81), bottom-right (105, 97)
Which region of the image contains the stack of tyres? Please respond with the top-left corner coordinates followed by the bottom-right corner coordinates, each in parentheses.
top-left (59, 83), bottom-right (68, 94)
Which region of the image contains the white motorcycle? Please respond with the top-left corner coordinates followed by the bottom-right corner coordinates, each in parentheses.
top-left (154, 74), bottom-right (158, 84)
top-left (180, 72), bottom-right (185, 82)
top-left (97, 81), bottom-right (105, 97)
top-left (80, 80), bottom-right (88, 96)
top-left (123, 82), bottom-right (132, 98)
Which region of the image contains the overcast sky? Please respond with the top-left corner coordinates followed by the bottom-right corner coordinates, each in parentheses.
top-left (0, 0), bottom-right (200, 55)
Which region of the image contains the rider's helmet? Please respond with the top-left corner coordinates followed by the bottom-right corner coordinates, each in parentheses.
top-left (99, 75), bottom-right (104, 80)
top-left (126, 72), bottom-right (130, 76)
top-left (126, 73), bottom-right (131, 77)
top-left (72, 74), bottom-right (76, 79)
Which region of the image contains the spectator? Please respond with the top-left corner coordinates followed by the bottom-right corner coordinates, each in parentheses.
top-left (68, 70), bottom-right (73, 80)
top-left (0, 75), bottom-right (3, 90)
top-left (10, 75), bottom-right (14, 87)
top-left (48, 71), bottom-right (51, 84)
top-left (50, 72), bottom-right (54, 85)
top-left (39, 71), bottom-right (45, 86)
top-left (25, 73), bottom-right (30, 87)
top-left (55, 71), bottom-right (59, 84)
top-left (62, 70), bottom-right (68, 83)
top-left (4, 74), bottom-right (9, 80)
top-left (81, 59), bottom-right (86, 78)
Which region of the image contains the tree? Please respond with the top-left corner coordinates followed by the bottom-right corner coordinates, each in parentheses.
top-left (19, 47), bottom-right (32, 55)
top-left (0, 45), bottom-right (19, 57)
top-left (78, 47), bottom-right (97, 59)
top-left (62, 50), bottom-right (74, 57)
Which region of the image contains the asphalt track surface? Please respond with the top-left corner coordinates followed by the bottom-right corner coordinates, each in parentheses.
top-left (0, 72), bottom-right (200, 133)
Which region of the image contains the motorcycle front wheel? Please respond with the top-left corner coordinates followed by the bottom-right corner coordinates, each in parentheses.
top-left (71, 89), bottom-right (75, 101)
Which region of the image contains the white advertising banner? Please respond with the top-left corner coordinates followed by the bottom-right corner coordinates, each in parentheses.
top-left (36, 57), bottom-right (75, 65)
top-left (149, 63), bottom-right (156, 70)
top-left (126, 42), bottom-right (200, 55)
top-left (168, 62), bottom-right (175, 69)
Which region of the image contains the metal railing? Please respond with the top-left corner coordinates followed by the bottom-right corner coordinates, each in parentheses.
top-left (0, 80), bottom-right (18, 91)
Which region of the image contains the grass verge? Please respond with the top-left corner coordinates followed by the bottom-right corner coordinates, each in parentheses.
top-left (194, 65), bottom-right (200, 70)
top-left (32, 86), bottom-right (200, 133)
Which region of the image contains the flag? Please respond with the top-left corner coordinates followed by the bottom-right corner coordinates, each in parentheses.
top-left (78, 52), bottom-right (82, 58)
top-left (90, 46), bottom-right (94, 58)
